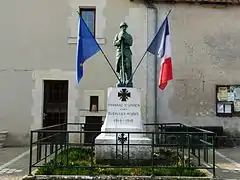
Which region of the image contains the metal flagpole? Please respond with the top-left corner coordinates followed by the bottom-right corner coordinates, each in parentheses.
top-left (128, 9), bottom-right (172, 83)
top-left (77, 12), bottom-right (122, 85)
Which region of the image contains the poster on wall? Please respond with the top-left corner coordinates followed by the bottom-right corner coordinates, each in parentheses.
top-left (234, 100), bottom-right (240, 112)
top-left (217, 87), bottom-right (228, 101)
top-left (234, 86), bottom-right (240, 100)
top-left (217, 103), bottom-right (224, 113)
top-left (225, 104), bottom-right (232, 113)
top-left (230, 86), bottom-right (235, 92)
top-left (228, 92), bottom-right (235, 101)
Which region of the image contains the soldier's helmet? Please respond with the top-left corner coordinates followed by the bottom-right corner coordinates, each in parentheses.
top-left (120, 22), bottom-right (128, 28)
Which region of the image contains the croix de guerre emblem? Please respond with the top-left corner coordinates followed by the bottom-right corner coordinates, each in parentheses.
top-left (118, 89), bottom-right (131, 102)
top-left (117, 133), bottom-right (127, 144)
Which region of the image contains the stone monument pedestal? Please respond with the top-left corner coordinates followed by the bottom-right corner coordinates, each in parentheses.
top-left (95, 87), bottom-right (152, 162)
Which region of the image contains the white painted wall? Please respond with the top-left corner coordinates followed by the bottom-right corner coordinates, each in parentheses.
top-left (0, 0), bottom-right (148, 146)
top-left (0, 0), bottom-right (73, 146)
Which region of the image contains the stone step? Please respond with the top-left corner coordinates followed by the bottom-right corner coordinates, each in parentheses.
top-left (0, 131), bottom-right (8, 148)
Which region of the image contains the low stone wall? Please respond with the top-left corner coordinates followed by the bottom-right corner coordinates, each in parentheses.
top-left (22, 175), bottom-right (214, 180)
top-left (217, 130), bottom-right (240, 148)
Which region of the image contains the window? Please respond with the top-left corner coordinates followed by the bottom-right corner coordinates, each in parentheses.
top-left (90, 96), bottom-right (99, 112)
top-left (80, 8), bottom-right (96, 36)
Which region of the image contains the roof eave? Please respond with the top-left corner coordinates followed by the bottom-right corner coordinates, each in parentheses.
top-left (130, 0), bottom-right (240, 5)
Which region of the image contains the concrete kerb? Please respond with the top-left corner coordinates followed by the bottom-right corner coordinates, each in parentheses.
top-left (22, 170), bottom-right (215, 180)
top-left (21, 165), bottom-right (214, 180)
top-left (22, 175), bottom-right (216, 180)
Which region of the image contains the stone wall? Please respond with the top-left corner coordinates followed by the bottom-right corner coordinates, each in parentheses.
top-left (145, 3), bottom-right (240, 133)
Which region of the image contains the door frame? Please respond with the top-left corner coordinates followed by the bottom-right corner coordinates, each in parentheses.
top-left (31, 70), bottom-right (78, 131)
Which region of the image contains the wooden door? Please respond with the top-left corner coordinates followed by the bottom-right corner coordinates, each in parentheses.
top-left (42, 80), bottom-right (68, 144)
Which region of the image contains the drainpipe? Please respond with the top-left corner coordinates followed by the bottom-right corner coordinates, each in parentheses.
top-left (145, 2), bottom-right (158, 133)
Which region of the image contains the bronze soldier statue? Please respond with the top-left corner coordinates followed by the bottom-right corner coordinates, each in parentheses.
top-left (113, 22), bottom-right (133, 87)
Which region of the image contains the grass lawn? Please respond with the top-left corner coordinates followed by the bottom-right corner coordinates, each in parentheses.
top-left (35, 147), bottom-right (207, 176)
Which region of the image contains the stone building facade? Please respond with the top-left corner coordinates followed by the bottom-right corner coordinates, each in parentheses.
top-left (0, 0), bottom-right (240, 146)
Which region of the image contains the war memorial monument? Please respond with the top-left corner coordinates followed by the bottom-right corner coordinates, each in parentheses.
top-left (95, 22), bottom-right (151, 161)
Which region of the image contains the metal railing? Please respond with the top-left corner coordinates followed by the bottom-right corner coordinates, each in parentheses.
top-left (29, 122), bottom-right (215, 177)
top-left (145, 123), bottom-right (216, 175)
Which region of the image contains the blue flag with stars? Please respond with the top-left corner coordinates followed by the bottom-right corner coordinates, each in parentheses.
top-left (76, 16), bottom-right (101, 84)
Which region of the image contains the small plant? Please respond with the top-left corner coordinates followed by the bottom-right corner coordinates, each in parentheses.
top-left (35, 147), bottom-right (207, 177)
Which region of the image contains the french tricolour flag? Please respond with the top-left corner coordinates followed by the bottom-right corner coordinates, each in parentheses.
top-left (147, 16), bottom-right (173, 90)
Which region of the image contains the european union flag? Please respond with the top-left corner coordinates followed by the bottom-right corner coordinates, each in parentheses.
top-left (76, 16), bottom-right (101, 84)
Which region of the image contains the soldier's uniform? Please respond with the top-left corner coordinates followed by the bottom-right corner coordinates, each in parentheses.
top-left (113, 22), bottom-right (133, 86)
